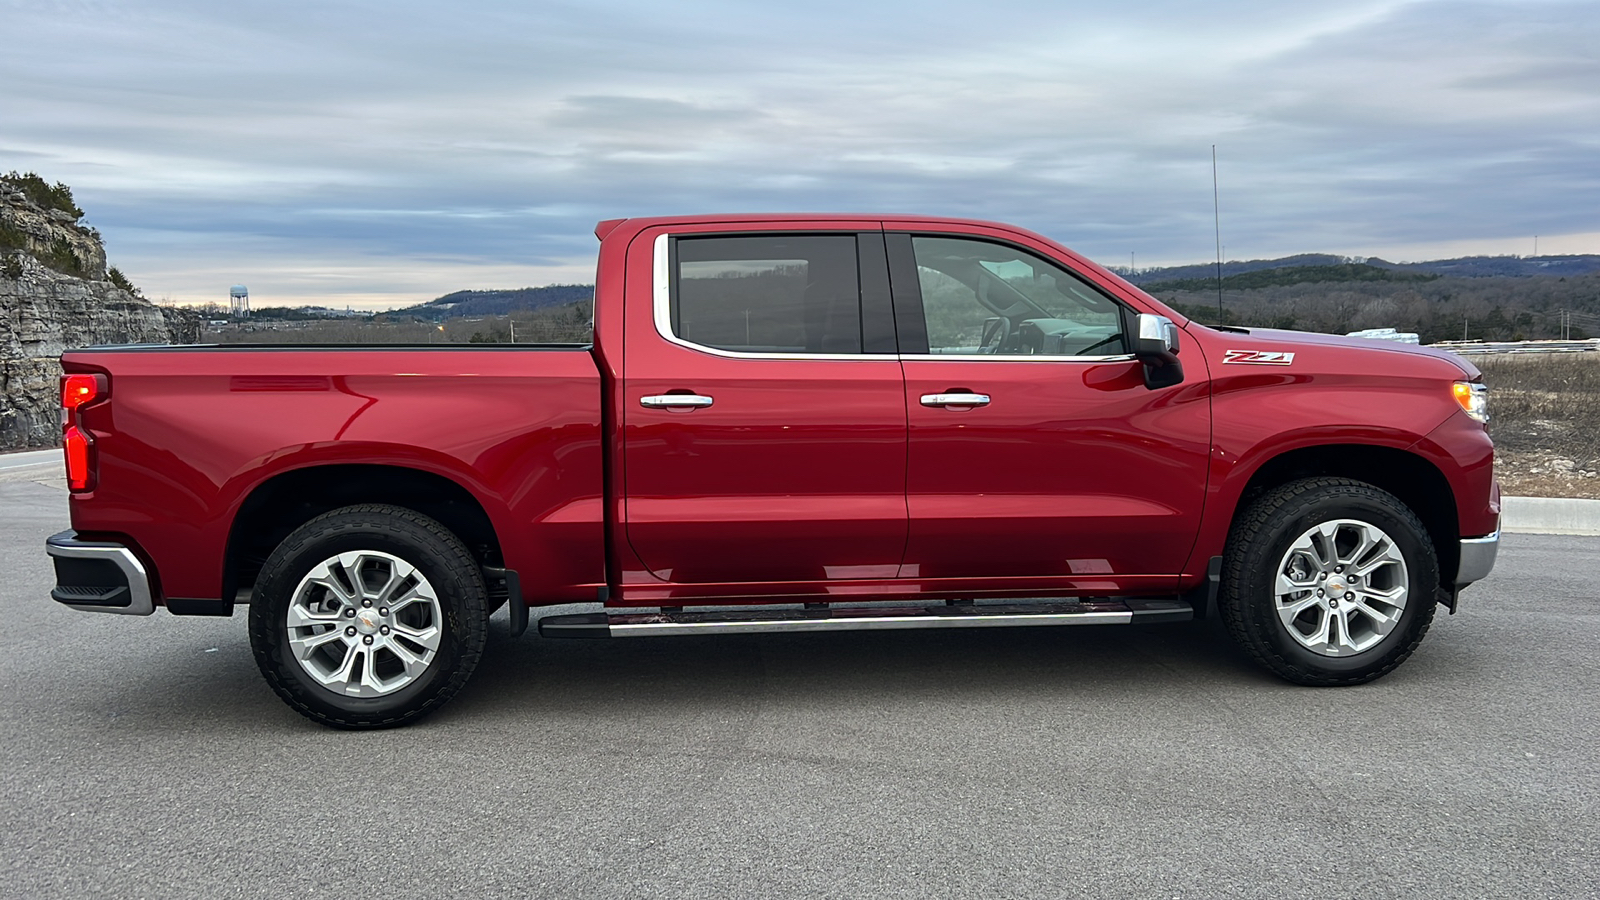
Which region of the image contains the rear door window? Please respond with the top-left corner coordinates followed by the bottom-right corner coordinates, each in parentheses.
top-left (672, 235), bottom-right (863, 354)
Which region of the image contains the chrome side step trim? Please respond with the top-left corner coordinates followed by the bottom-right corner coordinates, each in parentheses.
top-left (539, 598), bottom-right (1192, 639)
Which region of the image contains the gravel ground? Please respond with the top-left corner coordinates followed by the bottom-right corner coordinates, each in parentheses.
top-left (1, 476), bottom-right (1597, 899)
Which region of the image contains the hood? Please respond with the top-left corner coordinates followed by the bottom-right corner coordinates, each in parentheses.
top-left (1209, 327), bottom-right (1480, 378)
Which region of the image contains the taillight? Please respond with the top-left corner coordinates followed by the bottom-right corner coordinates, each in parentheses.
top-left (64, 425), bottom-right (92, 490)
top-left (60, 373), bottom-right (108, 492)
top-left (62, 374), bottom-right (101, 411)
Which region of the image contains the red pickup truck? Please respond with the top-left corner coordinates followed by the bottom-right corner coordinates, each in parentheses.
top-left (46, 214), bottom-right (1499, 728)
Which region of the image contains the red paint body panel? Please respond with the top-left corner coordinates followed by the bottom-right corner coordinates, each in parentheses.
top-left (1176, 324), bottom-right (1495, 579)
top-left (901, 358), bottom-right (1209, 588)
top-left (62, 349), bottom-right (605, 603)
top-left (60, 213), bottom-right (1498, 613)
top-left (618, 220), bottom-right (907, 585)
top-left (1410, 410), bottom-right (1500, 537)
top-left (884, 219), bottom-right (1210, 592)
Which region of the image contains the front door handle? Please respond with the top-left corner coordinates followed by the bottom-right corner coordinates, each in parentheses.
top-left (920, 392), bottom-right (991, 408)
top-left (641, 394), bottom-right (715, 409)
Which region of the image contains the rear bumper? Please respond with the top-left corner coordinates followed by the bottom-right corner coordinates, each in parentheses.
top-left (45, 530), bottom-right (155, 616)
top-left (1456, 530), bottom-right (1499, 587)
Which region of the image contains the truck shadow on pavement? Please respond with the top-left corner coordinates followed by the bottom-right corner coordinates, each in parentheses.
top-left (441, 615), bottom-right (1278, 723)
top-left (59, 615), bottom-right (1289, 733)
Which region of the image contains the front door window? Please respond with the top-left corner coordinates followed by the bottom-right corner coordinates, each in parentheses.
top-left (912, 236), bottom-right (1127, 357)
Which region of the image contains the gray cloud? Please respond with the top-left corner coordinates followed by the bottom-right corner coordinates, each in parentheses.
top-left (2, 0), bottom-right (1595, 305)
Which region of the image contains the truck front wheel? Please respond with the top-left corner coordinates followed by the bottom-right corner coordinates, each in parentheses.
top-left (248, 504), bottom-right (489, 728)
top-left (1220, 478), bottom-right (1438, 686)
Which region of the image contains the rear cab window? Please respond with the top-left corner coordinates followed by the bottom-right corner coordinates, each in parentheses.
top-left (669, 235), bottom-right (864, 355)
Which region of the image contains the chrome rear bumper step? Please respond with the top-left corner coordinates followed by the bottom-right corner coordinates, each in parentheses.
top-left (45, 530), bottom-right (155, 616)
top-left (539, 598), bottom-right (1193, 639)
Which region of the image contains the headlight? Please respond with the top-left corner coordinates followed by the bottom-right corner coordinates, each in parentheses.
top-left (1453, 381), bottom-right (1488, 423)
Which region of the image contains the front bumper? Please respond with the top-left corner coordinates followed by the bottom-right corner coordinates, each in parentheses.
top-left (45, 530), bottom-right (155, 616)
top-left (1456, 530), bottom-right (1499, 587)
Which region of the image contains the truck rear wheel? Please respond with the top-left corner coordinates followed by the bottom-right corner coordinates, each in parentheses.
top-left (248, 504), bottom-right (489, 728)
top-left (1220, 478), bottom-right (1437, 686)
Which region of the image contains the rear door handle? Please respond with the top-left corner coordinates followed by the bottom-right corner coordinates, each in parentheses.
top-left (920, 392), bottom-right (990, 408)
top-left (641, 394), bottom-right (715, 409)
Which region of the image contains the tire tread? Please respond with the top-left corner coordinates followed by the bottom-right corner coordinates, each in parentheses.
top-left (1219, 477), bottom-right (1437, 686)
top-left (248, 503), bottom-right (489, 729)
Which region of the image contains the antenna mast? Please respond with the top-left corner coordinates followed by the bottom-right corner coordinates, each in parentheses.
top-left (1212, 145), bottom-right (1223, 320)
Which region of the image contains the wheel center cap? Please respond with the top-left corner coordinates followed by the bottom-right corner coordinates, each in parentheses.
top-left (1325, 576), bottom-right (1350, 599)
top-left (355, 608), bottom-right (383, 634)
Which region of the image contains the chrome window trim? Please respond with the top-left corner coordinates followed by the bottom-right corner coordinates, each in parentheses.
top-left (897, 353), bottom-right (1137, 363)
top-left (652, 232), bottom-right (897, 362)
top-left (653, 233), bottom-right (1137, 364)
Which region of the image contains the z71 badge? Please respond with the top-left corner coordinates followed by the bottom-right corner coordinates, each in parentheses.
top-left (1223, 349), bottom-right (1296, 366)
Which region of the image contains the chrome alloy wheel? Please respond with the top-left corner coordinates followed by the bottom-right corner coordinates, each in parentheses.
top-left (285, 550), bottom-right (444, 697)
top-left (1274, 519), bottom-right (1410, 658)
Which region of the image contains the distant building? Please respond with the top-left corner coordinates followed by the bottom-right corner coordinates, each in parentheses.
top-left (1346, 327), bottom-right (1419, 344)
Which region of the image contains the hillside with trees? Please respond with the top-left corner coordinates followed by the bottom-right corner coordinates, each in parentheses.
top-left (1118, 252), bottom-right (1600, 284)
top-left (1145, 270), bottom-right (1600, 342)
top-left (389, 285), bottom-right (592, 321)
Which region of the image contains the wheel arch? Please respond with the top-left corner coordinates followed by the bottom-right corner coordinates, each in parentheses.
top-left (224, 463), bottom-right (505, 603)
top-left (1229, 444), bottom-right (1459, 592)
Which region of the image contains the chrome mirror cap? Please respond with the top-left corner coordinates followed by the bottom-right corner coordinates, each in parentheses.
top-left (1134, 313), bottom-right (1184, 389)
top-left (1136, 313), bottom-right (1180, 357)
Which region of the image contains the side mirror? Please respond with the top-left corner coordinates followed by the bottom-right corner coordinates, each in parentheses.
top-left (1134, 313), bottom-right (1184, 389)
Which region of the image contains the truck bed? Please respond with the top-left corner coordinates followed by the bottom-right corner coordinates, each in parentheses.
top-left (61, 344), bottom-right (606, 607)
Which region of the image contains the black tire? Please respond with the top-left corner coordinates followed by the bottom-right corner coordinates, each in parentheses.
top-left (1219, 477), bottom-right (1438, 686)
top-left (248, 504), bottom-right (489, 729)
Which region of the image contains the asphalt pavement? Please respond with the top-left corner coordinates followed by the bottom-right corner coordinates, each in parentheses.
top-left (1, 474), bottom-right (1597, 899)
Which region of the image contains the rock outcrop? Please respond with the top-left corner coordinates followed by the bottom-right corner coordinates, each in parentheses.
top-left (2, 176), bottom-right (181, 450)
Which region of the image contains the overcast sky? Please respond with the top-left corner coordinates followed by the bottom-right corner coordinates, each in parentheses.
top-left (3, 0), bottom-right (1596, 308)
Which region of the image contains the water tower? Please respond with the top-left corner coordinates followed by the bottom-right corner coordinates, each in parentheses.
top-left (229, 285), bottom-right (250, 318)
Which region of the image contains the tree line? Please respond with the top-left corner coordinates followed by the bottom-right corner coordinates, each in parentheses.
top-left (1152, 272), bottom-right (1600, 342)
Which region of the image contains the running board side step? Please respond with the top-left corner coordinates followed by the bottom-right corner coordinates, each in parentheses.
top-left (538, 598), bottom-right (1192, 638)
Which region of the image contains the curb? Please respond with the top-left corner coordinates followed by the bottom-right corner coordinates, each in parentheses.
top-left (1502, 496), bottom-right (1600, 536)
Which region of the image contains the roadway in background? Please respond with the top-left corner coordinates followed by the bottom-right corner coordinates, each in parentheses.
top-left (1, 470), bottom-right (1597, 898)
top-left (0, 448), bottom-right (59, 473)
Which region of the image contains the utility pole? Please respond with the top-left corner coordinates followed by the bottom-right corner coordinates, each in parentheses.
top-left (509, 318), bottom-right (516, 343)
top-left (1463, 315), bottom-right (1469, 340)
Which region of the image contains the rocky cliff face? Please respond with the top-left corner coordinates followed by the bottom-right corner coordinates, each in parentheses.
top-left (1, 178), bottom-right (189, 450)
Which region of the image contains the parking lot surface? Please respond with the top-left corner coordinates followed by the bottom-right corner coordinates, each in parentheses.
top-left (2, 473), bottom-right (1597, 899)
